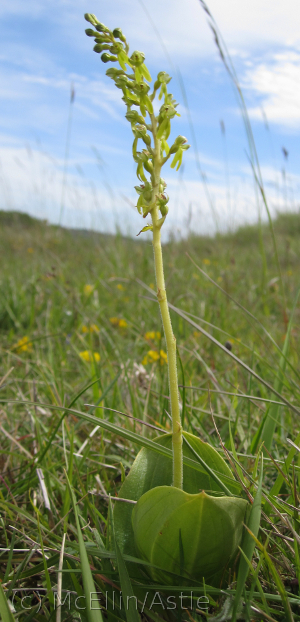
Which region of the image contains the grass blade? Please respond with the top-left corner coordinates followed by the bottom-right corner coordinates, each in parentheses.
top-left (231, 455), bottom-right (263, 622)
top-left (260, 286), bottom-right (300, 450)
top-left (3, 533), bottom-right (15, 583)
top-left (270, 429), bottom-right (300, 499)
top-left (0, 399), bottom-right (240, 491)
top-left (0, 583), bottom-right (15, 622)
top-left (250, 531), bottom-right (295, 622)
top-left (166, 301), bottom-right (299, 416)
top-left (65, 471), bottom-right (104, 622)
top-left (114, 537), bottom-right (141, 621)
top-left (36, 370), bottom-right (121, 466)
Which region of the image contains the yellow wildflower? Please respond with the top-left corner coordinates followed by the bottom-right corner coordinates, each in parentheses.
top-left (79, 350), bottom-right (100, 363)
top-left (149, 350), bottom-right (160, 362)
top-left (14, 336), bottom-right (33, 353)
top-left (159, 349), bottom-right (168, 365)
top-left (203, 258), bottom-right (211, 265)
top-left (109, 317), bottom-right (119, 326)
top-left (110, 317), bottom-right (127, 329)
top-left (142, 349), bottom-right (167, 365)
top-left (145, 331), bottom-right (156, 340)
top-left (84, 284), bottom-right (93, 295)
top-left (81, 323), bottom-right (99, 334)
top-left (27, 247), bottom-right (34, 254)
top-left (145, 331), bottom-right (161, 341)
top-left (117, 283), bottom-right (125, 291)
top-left (90, 324), bottom-right (100, 333)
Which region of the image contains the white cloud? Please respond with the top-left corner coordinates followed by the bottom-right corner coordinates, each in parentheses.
top-left (84, 0), bottom-right (300, 62)
top-left (204, 0), bottom-right (300, 50)
top-left (2, 0), bottom-right (300, 62)
top-left (243, 51), bottom-right (300, 128)
top-left (0, 59), bottom-right (126, 138)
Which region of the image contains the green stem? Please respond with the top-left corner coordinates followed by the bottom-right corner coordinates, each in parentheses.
top-left (150, 114), bottom-right (183, 489)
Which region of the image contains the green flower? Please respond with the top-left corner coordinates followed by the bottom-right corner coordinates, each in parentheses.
top-left (129, 52), bottom-right (151, 83)
top-left (170, 136), bottom-right (190, 171)
top-left (125, 110), bottom-right (145, 126)
top-left (132, 82), bottom-right (153, 116)
top-left (130, 51), bottom-right (145, 67)
top-left (153, 71), bottom-right (172, 100)
top-left (84, 16), bottom-right (190, 218)
top-left (135, 181), bottom-right (154, 216)
top-left (132, 124), bottom-right (151, 147)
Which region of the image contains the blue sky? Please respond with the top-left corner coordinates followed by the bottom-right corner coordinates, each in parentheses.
top-left (1, 0), bottom-right (300, 238)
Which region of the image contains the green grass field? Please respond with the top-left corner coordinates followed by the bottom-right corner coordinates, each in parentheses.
top-left (1, 209), bottom-right (300, 621)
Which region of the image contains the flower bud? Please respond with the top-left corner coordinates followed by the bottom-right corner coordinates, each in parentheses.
top-left (94, 34), bottom-right (110, 43)
top-left (159, 178), bottom-right (167, 192)
top-left (133, 125), bottom-right (151, 147)
top-left (157, 193), bottom-right (169, 215)
top-left (115, 75), bottom-right (132, 89)
top-left (142, 134), bottom-right (151, 147)
top-left (125, 110), bottom-right (145, 124)
top-left (106, 68), bottom-right (125, 79)
top-left (130, 51), bottom-right (146, 67)
top-left (133, 124), bottom-right (146, 136)
top-left (95, 22), bottom-right (110, 33)
top-left (143, 156), bottom-right (153, 174)
top-left (85, 28), bottom-right (97, 37)
top-left (94, 43), bottom-right (110, 53)
top-left (84, 13), bottom-right (99, 26)
top-left (159, 202), bottom-right (169, 217)
top-left (113, 27), bottom-right (126, 42)
top-left (101, 53), bottom-right (117, 63)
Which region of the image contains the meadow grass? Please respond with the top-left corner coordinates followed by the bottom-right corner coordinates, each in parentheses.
top-left (0, 209), bottom-right (300, 620)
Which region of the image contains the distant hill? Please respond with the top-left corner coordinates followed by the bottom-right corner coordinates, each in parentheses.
top-left (0, 208), bottom-right (299, 245)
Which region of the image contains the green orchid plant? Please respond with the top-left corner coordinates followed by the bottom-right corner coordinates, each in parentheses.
top-left (85, 14), bottom-right (248, 588)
